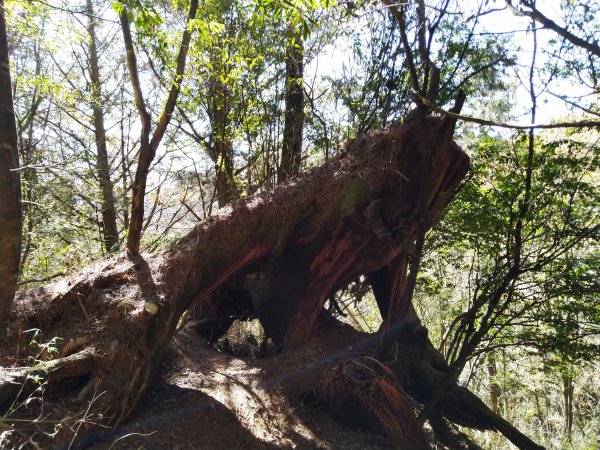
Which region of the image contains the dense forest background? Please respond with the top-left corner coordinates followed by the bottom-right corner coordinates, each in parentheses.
top-left (1, 0), bottom-right (599, 448)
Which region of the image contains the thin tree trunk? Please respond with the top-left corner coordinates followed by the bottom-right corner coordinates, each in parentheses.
top-left (17, 39), bottom-right (42, 274)
top-left (122, 0), bottom-right (199, 255)
top-left (278, 31), bottom-right (304, 182)
top-left (487, 353), bottom-right (500, 414)
top-left (0, 0), bottom-right (22, 338)
top-left (562, 373), bottom-right (573, 435)
top-left (87, 0), bottom-right (119, 252)
top-left (120, 81), bottom-right (130, 231)
top-left (120, 7), bottom-right (152, 256)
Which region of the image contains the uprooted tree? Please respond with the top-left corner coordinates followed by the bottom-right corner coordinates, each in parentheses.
top-left (0, 111), bottom-right (545, 449)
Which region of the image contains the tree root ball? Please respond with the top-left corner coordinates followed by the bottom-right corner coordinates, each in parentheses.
top-left (324, 356), bottom-right (427, 450)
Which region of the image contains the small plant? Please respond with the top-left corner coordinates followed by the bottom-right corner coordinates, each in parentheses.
top-left (1, 330), bottom-right (56, 448)
top-left (24, 328), bottom-right (62, 362)
top-left (1, 331), bottom-right (106, 448)
top-left (117, 298), bottom-right (136, 314)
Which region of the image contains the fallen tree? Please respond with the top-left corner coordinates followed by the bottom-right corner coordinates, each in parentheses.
top-left (0, 112), bottom-right (544, 449)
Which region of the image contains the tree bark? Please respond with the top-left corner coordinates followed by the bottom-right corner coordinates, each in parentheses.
top-left (0, 0), bottom-right (22, 339)
top-left (382, 320), bottom-right (545, 450)
top-left (87, 0), bottom-right (119, 252)
top-left (3, 117), bottom-right (476, 444)
top-left (278, 30), bottom-right (304, 182)
top-left (562, 373), bottom-right (573, 435)
top-left (487, 353), bottom-right (501, 414)
top-left (206, 49), bottom-right (238, 207)
top-left (19, 119), bottom-right (541, 449)
top-left (3, 116), bottom-right (545, 449)
top-left (324, 355), bottom-right (428, 450)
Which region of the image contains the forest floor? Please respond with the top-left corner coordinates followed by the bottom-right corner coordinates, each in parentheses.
top-left (87, 323), bottom-right (403, 450)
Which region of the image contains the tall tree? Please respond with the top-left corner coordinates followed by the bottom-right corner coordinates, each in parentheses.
top-left (0, 0), bottom-right (22, 337)
top-left (86, 0), bottom-right (119, 252)
top-left (15, 33), bottom-right (43, 274)
top-left (279, 28), bottom-right (304, 182)
top-left (205, 35), bottom-right (238, 207)
top-left (119, 0), bottom-right (199, 255)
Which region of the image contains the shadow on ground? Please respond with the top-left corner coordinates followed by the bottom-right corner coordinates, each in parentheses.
top-left (82, 327), bottom-right (399, 450)
top-left (84, 380), bottom-right (278, 450)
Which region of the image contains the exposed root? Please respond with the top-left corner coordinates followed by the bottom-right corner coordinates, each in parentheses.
top-left (325, 356), bottom-right (426, 450)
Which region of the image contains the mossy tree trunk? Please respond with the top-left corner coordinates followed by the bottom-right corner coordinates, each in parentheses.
top-left (278, 29), bottom-right (304, 182)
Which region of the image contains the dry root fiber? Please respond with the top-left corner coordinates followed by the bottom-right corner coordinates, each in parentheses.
top-left (325, 356), bottom-right (427, 450)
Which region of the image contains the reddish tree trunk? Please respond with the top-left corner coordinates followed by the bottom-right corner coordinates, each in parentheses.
top-left (3, 117), bottom-right (472, 444)
top-left (0, 0), bottom-right (22, 339)
top-left (1, 117), bottom-right (544, 449)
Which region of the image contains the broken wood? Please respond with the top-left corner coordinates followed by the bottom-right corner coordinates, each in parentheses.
top-left (324, 355), bottom-right (427, 450)
top-left (1, 115), bottom-right (505, 447)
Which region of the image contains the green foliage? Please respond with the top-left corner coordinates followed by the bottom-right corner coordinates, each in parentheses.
top-left (24, 328), bottom-right (61, 363)
top-left (113, 0), bottom-right (163, 31)
top-left (256, 0), bottom-right (336, 37)
top-left (432, 129), bottom-right (599, 358)
top-left (324, 11), bottom-right (411, 134)
top-left (416, 128), bottom-right (599, 448)
top-left (522, 251), bottom-right (600, 370)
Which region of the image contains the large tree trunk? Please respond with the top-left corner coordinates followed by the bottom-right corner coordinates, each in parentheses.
top-left (0, 116), bottom-right (541, 449)
top-left (0, 0), bottom-right (22, 339)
